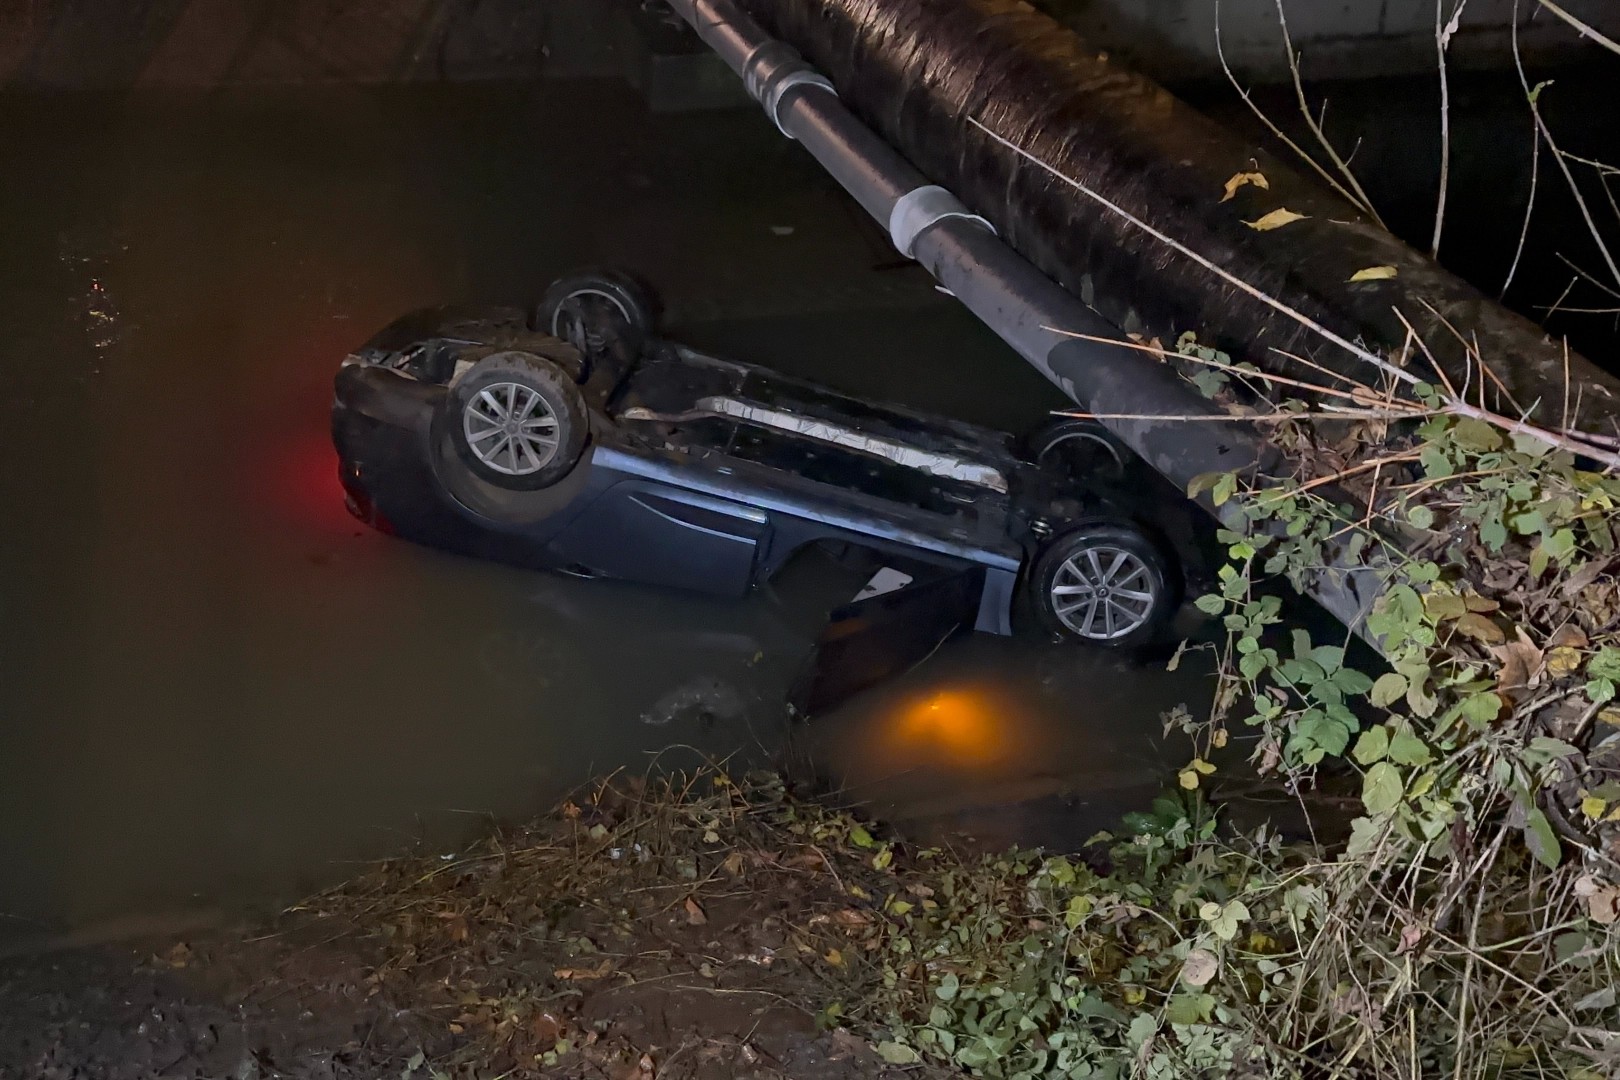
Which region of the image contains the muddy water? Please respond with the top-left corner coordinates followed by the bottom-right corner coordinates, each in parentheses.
top-left (0, 83), bottom-right (1210, 945)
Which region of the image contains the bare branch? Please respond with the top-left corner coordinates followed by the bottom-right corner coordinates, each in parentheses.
top-left (1536, 0), bottom-right (1620, 56)
top-left (1214, 1), bottom-right (1387, 228)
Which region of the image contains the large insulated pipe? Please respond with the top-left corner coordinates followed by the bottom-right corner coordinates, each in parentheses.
top-left (729, 0), bottom-right (1620, 433)
top-left (665, 0), bottom-right (1387, 634)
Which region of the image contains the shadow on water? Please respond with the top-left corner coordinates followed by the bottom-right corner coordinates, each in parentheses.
top-left (0, 82), bottom-right (1206, 948)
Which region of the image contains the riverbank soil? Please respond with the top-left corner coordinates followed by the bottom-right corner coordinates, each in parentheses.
top-left (0, 772), bottom-right (960, 1080)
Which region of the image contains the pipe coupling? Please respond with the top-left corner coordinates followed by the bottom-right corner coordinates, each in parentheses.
top-left (740, 39), bottom-right (836, 137)
top-left (888, 185), bottom-right (996, 259)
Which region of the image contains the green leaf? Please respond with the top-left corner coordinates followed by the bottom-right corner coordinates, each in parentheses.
top-left (935, 972), bottom-right (960, 1001)
top-left (849, 824), bottom-right (875, 848)
top-left (1419, 445), bottom-right (1454, 479)
top-left (1509, 508), bottom-right (1548, 536)
top-left (1204, 899), bottom-right (1249, 941)
top-left (1165, 993), bottom-right (1214, 1026)
top-left (1588, 678), bottom-right (1616, 706)
top-left (1481, 513), bottom-right (1508, 551)
top-left (1387, 729), bottom-right (1434, 767)
top-left (876, 1042), bottom-right (920, 1065)
top-left (1334, 667), bottom-right (1374, 696)
top-left (1212, 472), bottom-right (1238, 507)
top-left (1186, 472), bottom-right (1223, 499)
top-left (1523, 807), bottom-right (1562, 869)
top-left (1406, 680), bottom-right (1439, 719)
top-left (1194, 594), bottom-right (1226, 615)
top-left (1362, 762), bottom-right (1404, 816)
top-left (1309, 645), bottom-right (1345, 674)
top-left (1458, 693), bottom-right (1501, 728)
top-left (1407, 503), bottom-right (1435, 530)
top-left (1451, 418), bottom-right (1503, 452)
top-left (1544, 527), bottom-right (1578, 561)
top-left (1352, 726), bottom-right (1390, 765)
top-left (1370, 672), bottom-right (1409, 708)
top-left (1290, 628), bottom-right (1313, 659)
top-left (1589, 647), bottom-right (1620, 682)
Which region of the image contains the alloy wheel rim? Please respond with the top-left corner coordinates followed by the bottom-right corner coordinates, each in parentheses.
top-left (1051, 545), bottom-right (1156, 640)
top-left (462, 381), bottom-right (561, 476)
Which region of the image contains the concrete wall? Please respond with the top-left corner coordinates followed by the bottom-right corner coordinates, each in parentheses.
top-left (0, 0), bottom-right (1614, 92)
top-left (1052, 0), bottom-right (1620, 82)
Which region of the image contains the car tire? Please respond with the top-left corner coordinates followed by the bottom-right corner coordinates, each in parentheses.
top-left (443, 349), bottom-right (588, 491)
top-left (1025, 417), bottom-right (1132, 485)
top-left (1030, 521), bottom-right (1177, 648)
top-left (532, 269), bottom-right (661, 364)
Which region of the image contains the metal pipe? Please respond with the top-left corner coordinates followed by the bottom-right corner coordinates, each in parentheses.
top-left (666, 0), bottom-right (1382, 634)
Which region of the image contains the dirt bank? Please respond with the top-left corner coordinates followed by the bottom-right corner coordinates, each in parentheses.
top-left (0, 770), bottom-right (961, 1080)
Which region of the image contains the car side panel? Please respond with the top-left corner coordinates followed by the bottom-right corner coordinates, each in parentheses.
top-left (547, 480), bottom-right (769, 597)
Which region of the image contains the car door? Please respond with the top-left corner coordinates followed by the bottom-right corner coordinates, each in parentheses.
top-left (547, 479), bottom-right (770, 596)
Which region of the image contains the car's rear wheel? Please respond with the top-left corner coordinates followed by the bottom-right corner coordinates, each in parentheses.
top-left (1025, 417), bottom-right (1132, 485)
top-left (532, 269), bottom-right (660, 365)
top-left (1030, 522), bottom-right (1176, 648)
top-left (444, 349), bottom-right (587, 491)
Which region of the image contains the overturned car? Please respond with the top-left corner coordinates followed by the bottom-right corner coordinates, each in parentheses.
top-left (332, 271), bottom-right (1182, 703)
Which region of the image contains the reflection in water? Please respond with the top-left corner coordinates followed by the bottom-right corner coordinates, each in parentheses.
top-left (886, 686), bottom-right (1025, 767)
top-left (803, 633), bottom-right (1215, 842)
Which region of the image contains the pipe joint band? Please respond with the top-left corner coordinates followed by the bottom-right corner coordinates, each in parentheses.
top-left (763, 69), bottom-right (836, 136)
top-left (888, 185), bottom-right (996, 259)
top-left (741, 40), bottom-right (836, 137)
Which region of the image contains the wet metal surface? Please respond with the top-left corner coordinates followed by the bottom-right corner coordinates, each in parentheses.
top-left (0, 83), bottom-right (1208, 946)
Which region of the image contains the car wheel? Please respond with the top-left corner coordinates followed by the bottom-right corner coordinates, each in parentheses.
top-left (1025, 417), bottom-right (1131, 484)
top-left (444, 349), bottom-right (588, 491)
top-left (1030, 522), bottom-right (1176, 647)
top-left (532, 269), bottom-right (661, 362)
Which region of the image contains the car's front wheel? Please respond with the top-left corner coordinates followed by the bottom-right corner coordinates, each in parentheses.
top-left (444, 348), bottom-right (587, 491)
top-left (1030, 522), bottom-right (1176, 647)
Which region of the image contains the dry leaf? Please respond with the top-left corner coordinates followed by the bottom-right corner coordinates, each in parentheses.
top-left (554, 959), bottom-right (614, 981)
top-left (164, 942), bottom-right (193, 969)
top-left (1549, 624), bottom-right (1589, 649)
top-left (1245, 208), bottom-right (1307, 231)
top-left (1221, 170), bottom-right (1270, 201)
top-left (1181, 948), bottom-right (1219, 987)
top-left (824, 947), bottom-right (845, 967)
top-left (1488, 628), bottom-right (1545, 694)
top-left (1560, 558), bottom-right (1612, 597)
top-left (1455, 611), bottom-right (1506, 645)
top-left (833, 908), bottom-right (872, 927)
top-left (684, 897), bottom-right (708, 926)
top-left (1348, 265), bottom-right (1399, 282)
top-left (1574, 874), bottom-right (1620, 925)
top-left (722, 850), bottom-right (745, 876)
top-left (1546, 645), bottom-right (1585, 678)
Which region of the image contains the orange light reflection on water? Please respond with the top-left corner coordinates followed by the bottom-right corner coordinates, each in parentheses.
top-left (882, 685), bottom-right (1027, 768)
